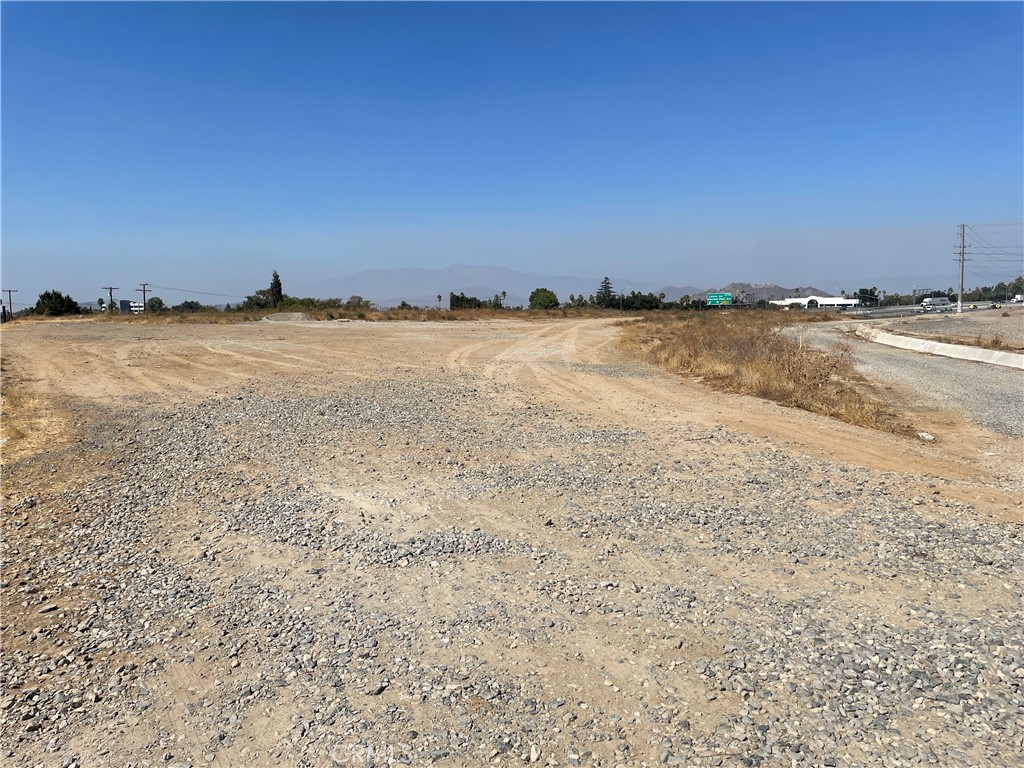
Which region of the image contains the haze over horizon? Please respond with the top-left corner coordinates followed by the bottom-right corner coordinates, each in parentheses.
top-left (2, 2), bottom-right (1022, 309)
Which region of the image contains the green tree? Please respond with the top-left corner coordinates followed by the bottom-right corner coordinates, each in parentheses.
top-left (147, 296), bottom-right (166, 312)
top-left (239, 271), bottom-right (288, 311)
top-left (33, 290), bottom-right (80, 316)
top-left (621, 291), bottom-right (664, 311)
top-left (529, 287), bottom-right (559, 310)
top-left (174, 300), bottom-right (203, 313)
top-left (450, 291), bottom-right (483, 310)
top-left (270, 271), bottom-right (283, 307)
top-left (564, 293), bottom-right (587, 309)
top-left (242, 292), bottom-right (271, 310)
top-left (595, 277), bottom-right (616, 308)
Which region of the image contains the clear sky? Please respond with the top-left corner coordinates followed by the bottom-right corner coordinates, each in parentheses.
top-left (2, 1), bottom-right (1022, 306)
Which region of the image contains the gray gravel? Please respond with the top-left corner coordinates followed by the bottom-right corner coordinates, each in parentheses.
top-left (797, 322), bottom-right (1024, 438)
top-left (3, 344), bottom-right (1023, 767)
top-left (885, 308), bottom-right (1024, 349)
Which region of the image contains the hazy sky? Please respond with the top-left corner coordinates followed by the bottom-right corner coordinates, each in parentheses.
top-left (3, 1), bottom-right (1022, 306)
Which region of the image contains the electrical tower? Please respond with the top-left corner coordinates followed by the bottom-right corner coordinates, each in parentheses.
top-left (3, 289), bottom-right (17, 318)
top-left (956, 225), bottom-right (965, 313)
top-left (103, 286), bottom-right (119, 312)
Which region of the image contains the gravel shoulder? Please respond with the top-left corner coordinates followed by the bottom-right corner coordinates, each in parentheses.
top-left (795, 314), bottom-right (1024, 439)
top-left (2, 317), bottom-right (1022, 768)
top-left (878, 305), bottom-right (1024, 350)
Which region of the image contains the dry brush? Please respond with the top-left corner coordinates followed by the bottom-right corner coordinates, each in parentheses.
top-left (622, 312), bottom-right (907, 432)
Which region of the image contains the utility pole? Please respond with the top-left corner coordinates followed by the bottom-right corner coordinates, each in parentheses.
top-left (103, 286), bottom-right (119, 313)
top-left (3, 289), bottom-right (17, 318)
top-left (957, 224), bottom-right (965, 313)
top-left (137, 283), bottom-right (149, 311)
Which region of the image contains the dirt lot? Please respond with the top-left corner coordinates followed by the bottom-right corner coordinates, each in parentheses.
top-left (2, 317), bottom-right (1022, 767)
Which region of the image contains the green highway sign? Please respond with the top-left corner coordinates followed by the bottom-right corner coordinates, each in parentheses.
top-left (706, 292), bottom-right (733, 306)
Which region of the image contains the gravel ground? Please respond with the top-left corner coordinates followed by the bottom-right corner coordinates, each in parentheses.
top-left (2, 319), bottom-right (1022, 768)
top-left (796, 321), bottom-right (1024, 439)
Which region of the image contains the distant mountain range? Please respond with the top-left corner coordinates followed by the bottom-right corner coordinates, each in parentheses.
top-left (314, 264), bottom-right (831, 307)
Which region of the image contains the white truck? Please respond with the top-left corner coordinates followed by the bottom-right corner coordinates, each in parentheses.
top-left (920, 297), bottom-right (950, 311)
top-left (1012, 294), bottom-right (1023, 303)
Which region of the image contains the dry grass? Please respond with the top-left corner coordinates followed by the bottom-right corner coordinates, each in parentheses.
top-left (622, 312), bottom-right (909, 433)
top-left (10, 306), bottom-right (626, 325)
top-left (900, 331), bottom-right (1021, 353)
top-left (1, 359), bottom-right (77, 465)
top-left (100, 311), bottom-right (261, 324)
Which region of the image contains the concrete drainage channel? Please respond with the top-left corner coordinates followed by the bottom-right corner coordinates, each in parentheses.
top-left (856, 325), bottom-right (1024, 370)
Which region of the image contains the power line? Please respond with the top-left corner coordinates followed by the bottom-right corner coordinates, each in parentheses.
top-left (149, 284), bottom-right (245, 299)
top-left (966, 226), bottom-right (1024, 258)
top-left (965, 264), bottom-right (1020, 279)
top-left (137, 283), bottom-right (150, 310)
top-left (963, 270), bottom-right (1022, 289)
top-left (964, 233), bottom-right (1021, 245)
top-left (962, 246), bottom-right (1024, 254)
top-left (966, 264), bottom-right (1024, 276)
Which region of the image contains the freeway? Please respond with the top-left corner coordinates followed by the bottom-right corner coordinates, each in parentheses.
top-left (802, 302), bottom-right (1012, 320)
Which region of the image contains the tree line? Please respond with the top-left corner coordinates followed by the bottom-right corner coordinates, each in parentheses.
top-left (14, 272), bottom-right (1024, 318)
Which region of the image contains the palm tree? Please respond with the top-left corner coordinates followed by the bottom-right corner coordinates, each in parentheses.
top-left (436, 294), bottom-right (442, 310)
top-left (501, 290), bottom-right (506, 308)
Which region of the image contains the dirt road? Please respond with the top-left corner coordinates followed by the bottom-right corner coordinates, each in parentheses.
top-left (2, 317), bottom-right (1021, 767)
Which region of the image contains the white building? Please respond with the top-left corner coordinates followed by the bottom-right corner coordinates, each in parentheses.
top-left (769, 296), bottom-right (862, 310)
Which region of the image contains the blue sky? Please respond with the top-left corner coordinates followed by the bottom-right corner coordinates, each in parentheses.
top-left (2, 1), bottom-right (1022, 306)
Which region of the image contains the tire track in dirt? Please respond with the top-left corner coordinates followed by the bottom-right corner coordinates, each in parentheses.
top-left (445, 318), bottom-right (1005, 481)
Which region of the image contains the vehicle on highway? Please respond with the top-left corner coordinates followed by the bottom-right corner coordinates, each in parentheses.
top-left (921, 297), bottom-right (951, 311)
